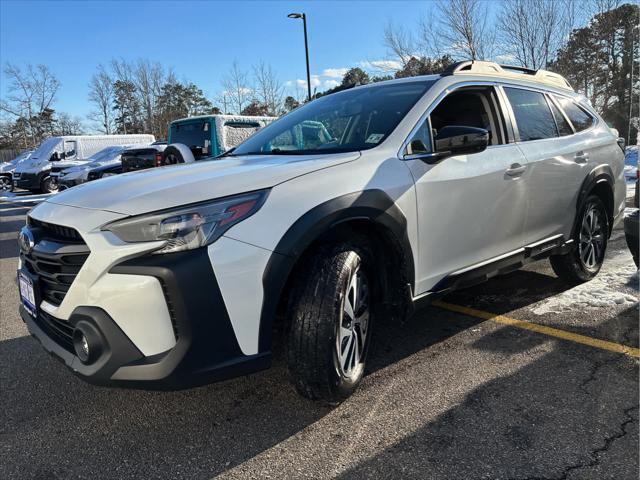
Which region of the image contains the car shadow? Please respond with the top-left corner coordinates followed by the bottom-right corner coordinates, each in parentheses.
top-left (337, 310), bottom-right (639, 480)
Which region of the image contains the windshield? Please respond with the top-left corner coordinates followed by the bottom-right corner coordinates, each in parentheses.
top-left (87, 146), bottom-right (125, 163)
top-left (232, 80), bottom-right (434, 156)
top-left (30, 137), bottom-right (62, 159)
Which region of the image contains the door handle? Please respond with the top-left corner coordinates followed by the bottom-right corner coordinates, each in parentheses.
top-left (506, 163), bottom-right (526, 177)
top-left (574, 151), bottom-right (589, 163)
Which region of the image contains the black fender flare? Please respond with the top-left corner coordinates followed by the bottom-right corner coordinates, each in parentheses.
top-left (574, 164), bottom-right (614, 235)
top-left (257, 189), bottom-right (414, 353)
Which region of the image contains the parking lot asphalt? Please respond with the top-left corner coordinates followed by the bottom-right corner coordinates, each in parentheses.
top-left (0, 197), bottom-right (638, 480)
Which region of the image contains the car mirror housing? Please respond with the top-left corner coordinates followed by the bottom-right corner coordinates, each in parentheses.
top-left (434, 126), bottom-right (489, 157)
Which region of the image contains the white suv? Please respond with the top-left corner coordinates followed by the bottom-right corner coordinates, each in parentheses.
top-left (17, 61), bottom-right (626, 402)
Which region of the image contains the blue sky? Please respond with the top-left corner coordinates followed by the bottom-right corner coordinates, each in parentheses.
top-left (0, 0), bottom-right (430, 120)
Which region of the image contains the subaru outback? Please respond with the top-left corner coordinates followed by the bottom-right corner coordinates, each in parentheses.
top-left (17, 61), bottom-right (626, 402)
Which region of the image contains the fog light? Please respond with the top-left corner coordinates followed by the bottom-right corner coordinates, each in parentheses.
top-left (72, 325), bottom-right (102, 364)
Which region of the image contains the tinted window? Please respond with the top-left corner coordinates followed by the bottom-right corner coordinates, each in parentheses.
top-left (554, 96), bottom-right (594, 132)
top-left (504, 87), bottom-right (557, 141)
top-left (232, 81), bottom-right (434, 156)
top-left (548, 99), bottom-right (573, 136)
top-left (170, 121), bottom-right (209, 148)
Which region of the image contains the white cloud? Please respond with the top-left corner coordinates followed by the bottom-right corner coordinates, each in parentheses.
top-left (296, 76), bottom-right (321, 89)
top-left (321, 68), bottom-right (348, 79)
top-left (494, 54), bottom-right (516, 64)
top-left (323, 79), bottom-right (340, 89)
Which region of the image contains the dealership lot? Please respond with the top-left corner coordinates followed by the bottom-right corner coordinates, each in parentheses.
top-left (0, 198), bottom-right (637, 479)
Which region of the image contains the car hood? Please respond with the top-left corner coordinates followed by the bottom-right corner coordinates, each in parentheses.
top-left (45, 152), bottom-right (360, 215)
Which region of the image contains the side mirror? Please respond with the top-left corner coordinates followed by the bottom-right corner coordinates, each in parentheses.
top-left (403, 125), bottom-right (489, 164)
top-left (434, 125), bottom-right (489, 157)
top-left (49, 152), bottom-right (60, 162)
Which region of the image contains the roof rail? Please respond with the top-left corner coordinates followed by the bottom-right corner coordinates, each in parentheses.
top-left (441, 60), bottom-right (573, 91)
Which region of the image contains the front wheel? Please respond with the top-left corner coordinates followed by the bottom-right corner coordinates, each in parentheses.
top-left (287, 244), bottom-right (373, 403)
top-left (0, 175), bottom-right (13, 193)
top-left (550, 195), bottom-right (608, 283)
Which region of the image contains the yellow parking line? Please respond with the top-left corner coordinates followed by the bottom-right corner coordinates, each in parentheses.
top-left (433, 300), bottom-right (640, 358)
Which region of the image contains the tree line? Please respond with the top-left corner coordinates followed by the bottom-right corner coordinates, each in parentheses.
top-left (0, 0), bottom-right (637, 151)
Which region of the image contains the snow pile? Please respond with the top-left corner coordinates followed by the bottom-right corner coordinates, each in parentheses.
top-left (532, 251), bottom-right (638, 315)
top-left (213, 115), bottom-right (276, 152)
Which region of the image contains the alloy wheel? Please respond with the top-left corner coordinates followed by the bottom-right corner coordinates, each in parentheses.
top-left (336, 264), bottom-right (370, 380)
top-left (0, 177), bottom-right (11, 192)
top-left (579, 204), bottom-right (605, 270)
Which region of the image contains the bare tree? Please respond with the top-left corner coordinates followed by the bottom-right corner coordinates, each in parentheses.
top-left (437, 0), bottom-right (494, 60)
top-left (383, 21), bottom-right (416, 67)
top-left (0, 63), bottom-right (60, 146)
top-left (56, 112), bottom-right (84, 135)
top-left (498, 0), bottom-right (575, 69)
top-left (87, 64), bottom-right (114, 134)
top-left (222, 61), bottom-right (252, 114)
top-left (133, 59), bottom-right (171, 136)
top-left (252, 61), bottom-right (284, 116)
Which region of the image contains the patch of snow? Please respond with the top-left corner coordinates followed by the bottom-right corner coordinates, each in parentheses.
top-left (213, 115), bottom-right (276, 152)
top-left (532, 250), bottom-right (639, 315)
top-left (0, 192), bottom-right (52, 204)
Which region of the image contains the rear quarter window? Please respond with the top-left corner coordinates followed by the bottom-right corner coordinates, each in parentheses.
top-left (554, 95), bottom-right (594, 132)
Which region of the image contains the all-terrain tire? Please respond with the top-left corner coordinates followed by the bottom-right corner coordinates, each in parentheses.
top-left (286, 243), bottom-right (374, 403)
top-left (550, 194), bottom-right (609, 283)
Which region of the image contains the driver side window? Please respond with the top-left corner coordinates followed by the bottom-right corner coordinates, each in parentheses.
top-left (406, 86), bottom-right (505, 155)
top-left (63, 140), bottom-right (77, 159)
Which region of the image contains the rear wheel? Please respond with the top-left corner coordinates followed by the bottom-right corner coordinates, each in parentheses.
top-left (287, 244), bottom-right (374, 403)
top-left (550, 195), bottom-right (608, 283)
top-left (41, 175), bottom-right (58, 194)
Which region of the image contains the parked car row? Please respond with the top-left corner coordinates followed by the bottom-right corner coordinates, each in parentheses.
top-left (6, 114), bottom-right (276, 195)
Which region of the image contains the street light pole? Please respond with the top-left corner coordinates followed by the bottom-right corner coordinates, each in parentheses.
top-left (288, 12), bottom-right (312, 101)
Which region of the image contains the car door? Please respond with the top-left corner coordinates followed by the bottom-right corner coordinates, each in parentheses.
top-left (403, 84), bottom-right (528, 295)
top-left (502, 86), bottom-right (595, 245)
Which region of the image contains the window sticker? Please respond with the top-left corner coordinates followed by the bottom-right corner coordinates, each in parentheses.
top-left (365, 133), bottom-right (384, 144)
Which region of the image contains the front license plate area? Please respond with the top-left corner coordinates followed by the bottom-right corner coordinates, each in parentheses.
top-left (18, 270), bottom-right (38, 317)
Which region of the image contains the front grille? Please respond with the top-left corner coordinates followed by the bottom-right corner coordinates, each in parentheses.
top-left (29, 218), bottom-right (85, 243)
top-left (34, 310), bottom-right (75, 354)
top-left (21, 219), bottom-right (89, 306)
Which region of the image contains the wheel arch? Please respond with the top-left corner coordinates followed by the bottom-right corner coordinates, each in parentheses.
top-left (575, 164), bottom-right (614, 236)
top-left (257, 189), bottom-right (414, 353)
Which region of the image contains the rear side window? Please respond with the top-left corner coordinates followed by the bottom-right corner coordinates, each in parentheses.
top-left (548, 99), bottom-right (573, 136)
top-left (554, 96), bottom-right (594, 132)
top-left (504, 87), bottom-right (557, 141)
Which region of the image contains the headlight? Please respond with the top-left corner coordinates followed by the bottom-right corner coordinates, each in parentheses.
top-left (103, 190), bottom-right (269, 254)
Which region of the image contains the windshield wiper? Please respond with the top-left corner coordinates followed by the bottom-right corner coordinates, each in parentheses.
top-left (216, 148), bottom-right (236, 158)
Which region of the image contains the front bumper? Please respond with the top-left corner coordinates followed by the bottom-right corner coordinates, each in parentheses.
top-left (58, 177), bottom-right (83, 189)
top-left (22, 248), bottom-right (271, 389)
top-left (14, 171), bottom-right (43, 190)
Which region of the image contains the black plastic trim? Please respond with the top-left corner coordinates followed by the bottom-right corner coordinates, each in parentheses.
top-left (258, 189), bottom-right (413, 353)
top-left (425, 235), bottom-right (571, 301)
top-left (108, 248), bottom-right (270, 389)
top-left (575, 164), bottom-right (614, 234)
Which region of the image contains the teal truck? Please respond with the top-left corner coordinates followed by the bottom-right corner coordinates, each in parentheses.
top-left (122, 114), bottom-right (276, 172)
